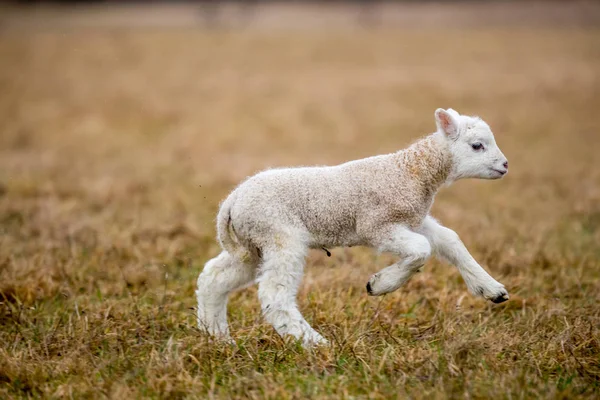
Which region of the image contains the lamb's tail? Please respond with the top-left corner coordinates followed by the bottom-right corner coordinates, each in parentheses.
top-left (216, 192), bottom-right (239, 255)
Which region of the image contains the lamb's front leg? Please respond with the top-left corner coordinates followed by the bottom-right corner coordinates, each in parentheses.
top-left (419, 216), bottom-right (509, 303)
top-left (366, 225), bottom-right (432, 296)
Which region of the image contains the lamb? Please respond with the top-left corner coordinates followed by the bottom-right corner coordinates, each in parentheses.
top-left (196, 108), bottom-right (510, 347)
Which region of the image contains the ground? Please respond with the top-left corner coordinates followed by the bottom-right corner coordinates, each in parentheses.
top-left (1, 2), bottom-right (600, 399)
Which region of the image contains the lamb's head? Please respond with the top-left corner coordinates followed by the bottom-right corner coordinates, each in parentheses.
top-left (435, 108), bottom-right (508, 181)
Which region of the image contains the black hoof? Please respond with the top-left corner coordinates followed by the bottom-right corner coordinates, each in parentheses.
top-left (491, 294), bottom-right (509, 304)
top-left (366, 281), bottom-right (373, 295)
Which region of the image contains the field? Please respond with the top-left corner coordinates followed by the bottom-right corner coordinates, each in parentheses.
top-left (1, 2), bottom-right (600, 398)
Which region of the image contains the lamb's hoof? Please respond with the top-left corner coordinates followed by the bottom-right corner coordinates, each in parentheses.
top-left (475, 282), bottom-right (509, 304)
top-left (491, 293), bottom-right (509, 304)
top-left (366, 281), bottom-right (374, 296)
top-left (303, 336), bottom-right (329, 348)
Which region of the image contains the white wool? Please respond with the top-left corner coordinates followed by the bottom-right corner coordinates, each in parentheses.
top-left (196, 108), bottom-right (510, 347)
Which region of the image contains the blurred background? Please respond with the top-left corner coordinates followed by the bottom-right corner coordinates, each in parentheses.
top-left (1, 0), bottom-right (599, 398)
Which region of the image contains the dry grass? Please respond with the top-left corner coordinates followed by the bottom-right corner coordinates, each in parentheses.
top-left (1, 3), bottom-right (600, 399)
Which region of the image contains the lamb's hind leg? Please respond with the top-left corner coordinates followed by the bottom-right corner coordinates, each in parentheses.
top-left (257, 241), bottom-right (327, 347)
top-left (196, 251), bottom-right (257, 340)
top-left (366, 224), bottom-right (432, 296)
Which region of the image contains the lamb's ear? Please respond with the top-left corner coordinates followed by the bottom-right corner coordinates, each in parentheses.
top-left (435, 108), bottom-right (459, 138)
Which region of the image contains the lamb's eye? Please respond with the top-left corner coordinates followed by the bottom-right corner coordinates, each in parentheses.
top-left (471, 143), bottom-right (484, 151)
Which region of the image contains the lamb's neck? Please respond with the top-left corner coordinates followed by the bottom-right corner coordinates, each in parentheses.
top-left (394, 133), bottom-right (453, 193)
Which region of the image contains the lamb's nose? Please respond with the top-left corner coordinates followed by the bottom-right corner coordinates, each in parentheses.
top-left (503, 161), bottom-right (508, 169)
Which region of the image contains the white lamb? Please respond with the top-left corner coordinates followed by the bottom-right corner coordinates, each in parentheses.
top-left (196, 108), bottom-right (510, 346)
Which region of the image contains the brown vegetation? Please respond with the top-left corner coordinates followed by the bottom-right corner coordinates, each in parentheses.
top-left (1, 3), bottom-right (599, 398)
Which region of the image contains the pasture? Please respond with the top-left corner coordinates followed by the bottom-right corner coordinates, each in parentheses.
top-left (1, 2), bottom-right (599, 398)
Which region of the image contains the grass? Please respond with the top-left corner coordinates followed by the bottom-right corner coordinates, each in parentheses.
top-left (1, 4), bottom-right (600, 399)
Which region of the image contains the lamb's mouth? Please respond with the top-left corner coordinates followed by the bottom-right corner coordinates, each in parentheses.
top-left (491, 168), bottom-right (507, 177)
